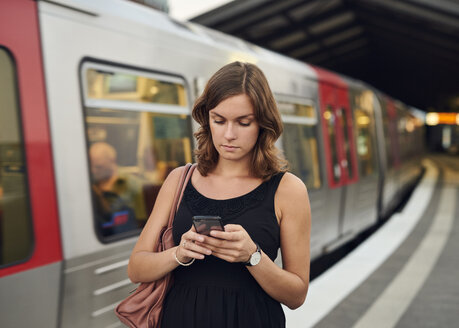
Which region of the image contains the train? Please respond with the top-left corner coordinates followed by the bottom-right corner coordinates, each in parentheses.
top-left (0, 0), bottom-right (425, 327)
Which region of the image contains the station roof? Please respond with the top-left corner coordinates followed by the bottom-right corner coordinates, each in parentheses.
top-left (191, 0), bottom-right (459, 112)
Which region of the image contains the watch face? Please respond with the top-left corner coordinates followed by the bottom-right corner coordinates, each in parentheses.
top-left (250, 252), bottom-right (261, 266)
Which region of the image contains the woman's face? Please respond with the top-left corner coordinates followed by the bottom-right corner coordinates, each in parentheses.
top-left (209, 94), bottom-right (260, 163)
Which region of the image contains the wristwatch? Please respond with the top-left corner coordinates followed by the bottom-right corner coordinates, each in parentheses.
top-left (245, 242), bottom-right (261, 266)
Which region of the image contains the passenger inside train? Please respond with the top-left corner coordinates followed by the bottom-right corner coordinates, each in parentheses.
top-left (89, 142), bottom-right (144, 236)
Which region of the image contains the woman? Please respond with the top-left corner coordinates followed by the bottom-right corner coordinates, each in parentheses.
top-left (128, 61), bottom-right (311, 327)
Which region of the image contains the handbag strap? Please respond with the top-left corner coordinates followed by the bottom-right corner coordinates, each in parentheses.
top-left (166, 163), bottom-right (196, 228)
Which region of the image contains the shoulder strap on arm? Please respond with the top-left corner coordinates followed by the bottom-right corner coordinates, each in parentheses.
top-left (166, 163), bottom-right (196, 228)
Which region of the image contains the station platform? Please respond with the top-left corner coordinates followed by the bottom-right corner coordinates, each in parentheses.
top-left (284, 155), bottom-right (459, 328)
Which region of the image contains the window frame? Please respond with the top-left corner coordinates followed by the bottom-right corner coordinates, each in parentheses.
top-left (79, 57), bottom-right (193, 243)
top-left (350, 89), bottom-right (379, 178)
top-left (324, 104), bottom-right (342, 184)
top-left (80, 61), bottom-right (190, 115)
top-left (0, 46), bottom-right (35, 269)
top-left (275, 94), bottom-right (323, 191)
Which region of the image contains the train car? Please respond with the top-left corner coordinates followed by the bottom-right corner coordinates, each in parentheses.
top-left (0, 0), bottom-right (424, 327)
top-left (375, 95), bottom-right (425, 219)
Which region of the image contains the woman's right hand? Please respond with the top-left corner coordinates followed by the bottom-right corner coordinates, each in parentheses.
top-left (176, 226), bottom-right (213, 263)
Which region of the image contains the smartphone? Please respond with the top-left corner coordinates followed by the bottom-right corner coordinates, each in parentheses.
top-left (192, 216), bottom-right (225, 236)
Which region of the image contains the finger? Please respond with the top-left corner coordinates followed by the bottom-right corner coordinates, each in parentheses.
top-left (184, 240), bottom-right (212, 256)
top-left (210, 247), bottom-right (239, 257)
top-left (183, 230), bottom-right (205, 243)
top-left (209, 229), bottom-right (241, 241)
top-left (195, 241), bottom-right (225, 255)
top-left (199, 240), bottom-right (242, 256)
top-left (178, 247), bottom-right (206, 260)
top-left (211, 250), bottom-right (239, 263)
top-left (197, 241), bottom-right (221, 253)
top-left (201, 235), bottom-right (232, 248)
top-left (222, 224), bottom-right (243, 232)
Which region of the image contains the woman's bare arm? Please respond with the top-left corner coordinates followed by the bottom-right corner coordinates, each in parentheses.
top-left (249, 172), bottom-right (311, 308)
top-left (127, 167), bottom-right (184, 283)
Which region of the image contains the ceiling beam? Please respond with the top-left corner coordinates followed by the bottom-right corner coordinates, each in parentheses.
top-left (249, 5), bottom-right (349, 45)
top-left (404, 0), bottom-right (459, 19)
top-left (278, 22), bottom-right (363, 55)
top-left (210, 0), bottom-right (307, 34)
top-left (191, 0), bottom-right (269, 27)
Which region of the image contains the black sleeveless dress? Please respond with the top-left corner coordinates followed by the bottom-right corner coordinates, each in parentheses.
top-left (161, 173), bottom-right (286, 328)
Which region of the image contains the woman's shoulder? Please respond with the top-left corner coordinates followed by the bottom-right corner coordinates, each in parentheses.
top-left (278, 172), bottom-right (306, 189)
top-left (275, 172), bottom-right (310, 224)
top-left (276, 172), bottom-right (308, 201)
top-left (161, 165), bottom-right (192, 190)
top-left (168, 165), bottom-right (188, 178)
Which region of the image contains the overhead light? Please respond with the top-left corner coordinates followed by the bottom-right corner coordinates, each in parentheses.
top-left (425, 112), bottom-right (439, 126)
top-left (426, 112), bottom-right (459, 125)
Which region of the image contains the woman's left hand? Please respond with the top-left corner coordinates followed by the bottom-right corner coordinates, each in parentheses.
top-left (198, 224), bottom-right (257, 263)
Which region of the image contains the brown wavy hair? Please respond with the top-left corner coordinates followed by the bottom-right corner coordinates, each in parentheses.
top-left (192, 61), bottom-right (287, 179)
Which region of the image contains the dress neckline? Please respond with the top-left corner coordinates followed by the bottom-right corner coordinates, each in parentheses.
top-left (189, 178), bottom-right (270, 202)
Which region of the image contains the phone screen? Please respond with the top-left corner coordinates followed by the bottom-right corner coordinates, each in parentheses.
top-left (192, 216), bottom-right (224, 236)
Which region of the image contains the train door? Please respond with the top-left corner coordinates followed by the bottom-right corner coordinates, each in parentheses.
top-left (334, 87), bottom-right (364, 237)
top-left (315, 68), bottom-right (359, 250)
top-left (342, 88), bottom-right (380, 233)
top-left (336, 87), bottom-right (359, 186)
top-left (0, 0), bottom-right (62, 327)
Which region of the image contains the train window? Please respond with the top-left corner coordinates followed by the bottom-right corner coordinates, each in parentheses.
top-left (0, 48), bottom-right (33, 266)
top-left (277, 100), bottom-right (316, 118)
top-left (324, 106), bottom-right (341, 183)
top-left (278, 99), bottom-right (321, 189)
top-left (381, 99), bottom-right (395, 169)
top-left (81, 62), bottom-right (193, 241)
top-left (396, 104), bottom-right (413, 162)
top-left (85, 67), bottom-right (187, 106)
top-left (353, 90), bottom-right (378, 177)
top-left (354, 109), bottom-right (376, 176)
top-left (396, 106), bottom-right (406, 161)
